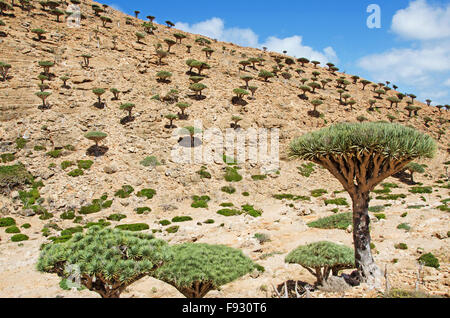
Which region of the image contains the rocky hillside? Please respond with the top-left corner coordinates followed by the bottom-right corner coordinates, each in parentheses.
top-left (0, 0), bottom-right (449, 298)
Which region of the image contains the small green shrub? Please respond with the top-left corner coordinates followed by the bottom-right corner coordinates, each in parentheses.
top-left (197, 166), bottom-right (212, 179)
top-left (241, 204), bottom-right (262, 217)
top-left (191, 195), bottom-right (211, 208)
top-left (251, 175), bottom-right (267, 181)
top-left (285, 241), bottom-right (355, 285)
top-left (172, 216), bottom-right (193, 223)
top-left (166, 226), bottom-right (179, 233)
top-left (220, 202), bottom-right (234, 207)
top-left (369, 205), bottom-right (385, 213)
top-left (224, 167), bottom-right (242, 182)
top-left (307, 213), bottom-right (352, 230)
top-left (136, 207), bottom-right (151, 214)
top-left (11, 234), bottom-right (29, 242)
top-left (61, 161), bottom-right (74, 170)
top-left (115, 185), bottom-right (135, 198)
top-left (107, 214), bottom-right (127, 221)
top-left (311, 189), bottom-right (327, 197)
top-left (204, 219), bottom-right (215, 224)
top-left (1, 153), bottom-right (15, 163)
top-left (418, 253), bottom-right (440, 268)
top-left (376, 194), bottom-right (407, 200)
top-left (221, 186), bottom-right (236, 194)
top-left (68, 169), bottom-right (84, 177)
top-left (397, 223), bottom-right (411, 231)
top-left (115, 223), bottom-right (149, 232)
top-left (21, 223), bottom-right (31, 229)
top-left (0, 217), bottom-right (16, 227)
top-left (77, 160), bottom-right (93, 170)
top-left (140, 156), bottom-right (161, 167)
top-left (136, 188), bottom-right (156, 199)
top-left (409, 186), bottom-right (432, 194)
top-left (298, 163), bottom-right (315, 177)
top-left (217, 209), bottom-right (242, 217)
top-left (394, 243), bottom-right (408, 250)
top-left (324, 198), bottom-right (349, 206)
top-left (5, 226), bottom-right (20, 233)
top-left (46, 149), bottom-right (63, 158)
top-left (159, 220), bottom-right (171, 226)
top-left (254, 233), bottom-right (271, 244)
top-left (374, 213), bottom-right (386, 220)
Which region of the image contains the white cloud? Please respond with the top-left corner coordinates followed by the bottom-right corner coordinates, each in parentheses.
top-left (176, 18), bottom-right (259, 47)
top-left (175, 18), bottom-right (337, 64)
top-left (358, 0), bottom-right (450, 104)
top-left (391, 0), bottom-right (450, 40)
top-left (444, 78), bottom-right (450, 87)
top-left (261, 36), bottom-right (338, 64)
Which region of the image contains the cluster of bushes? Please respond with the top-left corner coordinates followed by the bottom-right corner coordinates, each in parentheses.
top-left (37, 227), bottom-right (263, 298)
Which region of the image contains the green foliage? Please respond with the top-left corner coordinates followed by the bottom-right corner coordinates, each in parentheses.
top-left (172, 216), bottom-right (193, 223)
top-left (397, 223), bottom-right (411, 231)
top-left (136, 207), bottom-right (151, 215)
top-left (395, 243), bottom-right (408, 250)
top-left (67, 169), bottom-right (84, 177)
top-left (140, 156), bottom-right (161, 167)
top-left (115, 185), bottom-right (134, 198)
top-left (307, 213), bottom-right (352, 230)
top-left (166, 226), bottom-right (179, 233)
top-left (289, 122), bottom-right (437, 161)
top-left (251, 174), bottom-right (267, 181)
top-left (155, 243), bottom-right (260, 297)
top-left (61, 161), bottom-right (74, 170)
top-left (159, 220), bottom-right (171, 226)
top-left (0, 163), bottom-right (33, 193)
top-left (191, 195), bottom-right (210, 208)
top-left (368, 205), bottom-right (385, 213)
top-left (241, 204), bottom-right (262, 217)
top-left (115, 223), bottom-right (149, 232)
top-left (374, 213), bottom-right (386, 220)
top-left (285, 241), bottom-right (355, 285)
top-left (311, 189), bottom-right (327, 197)
top-left (221, 186), bottom-right (236, 194)
top-left (217, 209), bottom-right (242, 217)
top-left (376, 194), bottom-right (407, 200)
top-left (77, 160), bottom-right (93, 170)
top-left (5, 226), bottom-right (20, 233)
top-left (418, 253), bottom-right (439, 268)
top-left (46, 149), bottom-right (62, 158)
top-left (1, 153), bottom-right (15, 163)
top-left (224, 167), bottom-right (242, 182)
top-left (137, 188), bottom-right (156, 200)
top-left (298, 162), bottom-right (315, 177)
top-left (37, 227), bottom-right (169, 298)
top-left (409, 186), bottom-right (432, 194)
top-left (21, 223), bottom-right (31, 229)
top-left (107, 214), bottom-right (127, 221)
top-left (11, 234), bottom-right (29, 242)
top-left (385, 288), bottom-right (436, 298)
top-left (324, 198), bottom-right (349, 206)
top-left (197, 166), bottom-right (212, 179)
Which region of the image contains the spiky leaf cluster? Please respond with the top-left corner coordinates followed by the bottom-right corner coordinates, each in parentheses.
top-left (285, 241), bottom-right (354, 269)
top-left (155, 243), bottom-right (260, 290)
top-left (289, 122), bottom-right (436, 161)
top-left (37, 227), bottom-right (170, 285)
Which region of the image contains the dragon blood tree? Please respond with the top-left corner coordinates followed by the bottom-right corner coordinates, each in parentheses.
top-left (155, 243), bottom-right (262, 298)
top-left (289, 122), bottom-right (436, 286)
top-left (37, 226), bottom-right (170, 298)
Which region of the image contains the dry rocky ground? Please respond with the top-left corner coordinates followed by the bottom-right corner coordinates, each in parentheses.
top-left (0, 0), bottom-right (449, 298)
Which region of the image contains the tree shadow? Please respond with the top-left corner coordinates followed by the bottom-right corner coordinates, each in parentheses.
top-left (94, 102), bottom-right (106, 109)
top-left (177, 113), bottom-right (188, 120)
top-left (0, 31), bottom-right (8, 37)
top-left (298, 94), bottom-right (309, 101)
top-left (307, 110), bottom-right (320, 118)
top-left (188, 94), bottom-right (206, 101)
top-left (120, 116), bottom-right (135, 125)
top-left (178, 136), bottom-right (202, 148)
top-left (156, 78), bottom-right (171, 84)
top-left (393, 170), bottom-right (414, 185)
top-left (38, 104), bottom-right (51, 110)
top-left (275, 280), bottom-right (315, 298)
top-left (86, 145), bottom-right (109, 157)
top-left (231, 96), bottom-right (248, 106)
top-left (230, 123), bottom-right (241, 130)
top-left (164, 124), bottom-right (177, 129)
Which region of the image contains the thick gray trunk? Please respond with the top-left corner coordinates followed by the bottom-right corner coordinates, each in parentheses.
top-left (352, 192), bottom-right (382, 288)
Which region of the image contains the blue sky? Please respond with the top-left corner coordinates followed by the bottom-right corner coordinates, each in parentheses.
top-left (102, 0), bottom-right (450, 105)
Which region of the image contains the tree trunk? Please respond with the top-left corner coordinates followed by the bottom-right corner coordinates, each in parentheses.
top-left (352, 192), bottom-right (382, 288)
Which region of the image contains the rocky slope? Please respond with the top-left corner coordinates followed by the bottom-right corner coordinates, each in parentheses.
top-left (0, 0), bottom-right (449, 298)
